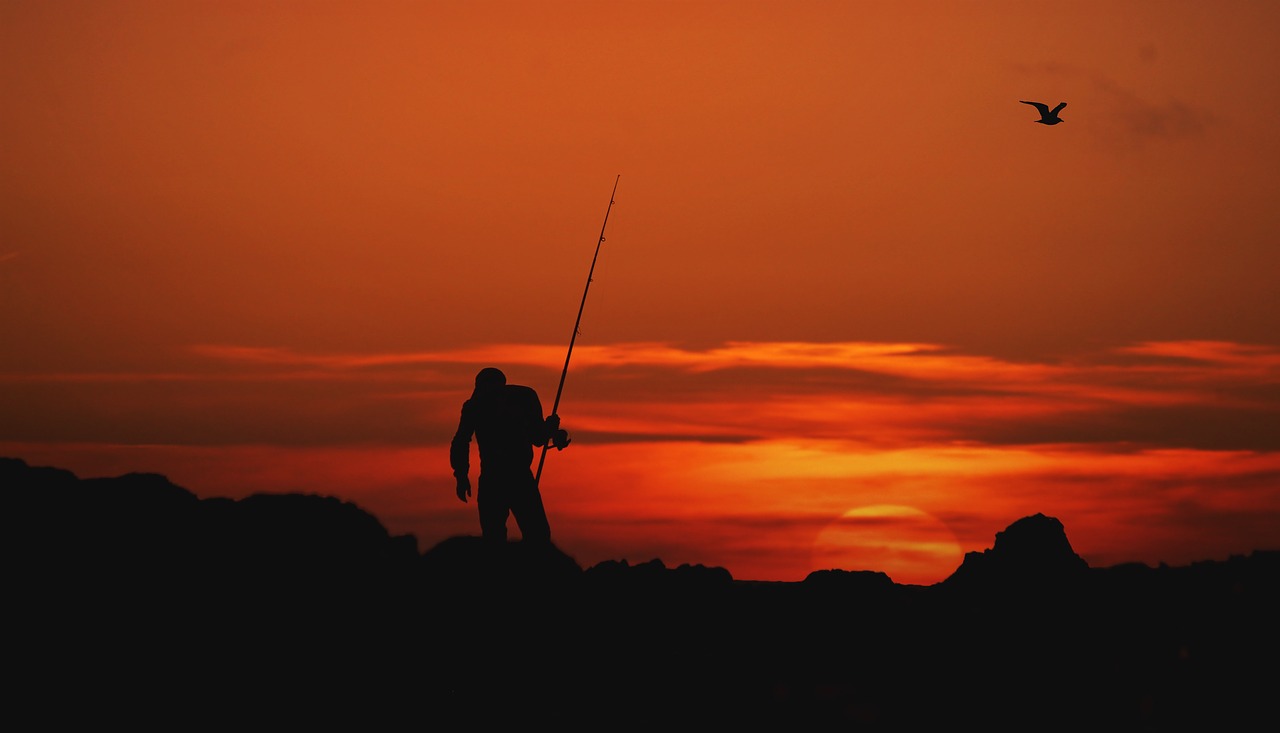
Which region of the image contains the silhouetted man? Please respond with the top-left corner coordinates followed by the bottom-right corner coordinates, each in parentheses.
top-left (450, 367), bottom-right (569, 545)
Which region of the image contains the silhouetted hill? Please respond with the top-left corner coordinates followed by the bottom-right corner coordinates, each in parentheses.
top-left (940, 511), bottom-right (1089, 588)
top-left (5, 457), bottom-right (1277, 729)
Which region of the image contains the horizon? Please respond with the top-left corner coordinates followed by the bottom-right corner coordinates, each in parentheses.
top-left (3, 1), bottom-right (1279, 585)
top-left (6, 450), bottom-right (1277, 585)
top-left (14, 452), bottom-right (1275, 583)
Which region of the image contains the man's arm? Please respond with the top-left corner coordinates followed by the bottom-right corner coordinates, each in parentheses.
top-left (450, 403), bottom-right (473, 502)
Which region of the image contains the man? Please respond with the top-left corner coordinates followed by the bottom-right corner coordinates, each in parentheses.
top-left (450, 367), bottom-right (570, 545)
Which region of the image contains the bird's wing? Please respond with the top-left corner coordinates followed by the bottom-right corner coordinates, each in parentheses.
top-left (1020, 100), bottom-right (1050, 115)
top-left (1050, 102), bottom-right (1067, 115)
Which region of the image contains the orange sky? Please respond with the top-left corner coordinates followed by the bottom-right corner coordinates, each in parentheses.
top-left (3, 1), bottom-right (1279, 584)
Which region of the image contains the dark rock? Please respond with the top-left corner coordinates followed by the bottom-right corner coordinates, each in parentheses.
top-left (939, 512), bottom-right (1089, 592)
top-left (4, 456), bottom-right (1277, 729)
top-left (802, 567), bottom-right (895, 591)
top-left (421, 534), bottom-right (582, 577)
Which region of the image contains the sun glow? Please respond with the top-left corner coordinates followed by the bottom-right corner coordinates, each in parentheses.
top-left (811, 504), bottom-right (964, 586)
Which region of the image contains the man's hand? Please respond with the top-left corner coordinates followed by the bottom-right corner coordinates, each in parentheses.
top-left (455, 474), bottom-right (471, 502)
top-left (552, 428), bottom-right (571, 450)
top-left (545, 414), bottom-right (570, 447)
top-left (546, 413), bottom-right (571, 450)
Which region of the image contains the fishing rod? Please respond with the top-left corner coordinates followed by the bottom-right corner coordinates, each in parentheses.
top-left (535, 174), bottom-right (620, 488)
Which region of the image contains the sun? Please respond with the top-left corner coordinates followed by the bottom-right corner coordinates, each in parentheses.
top-left (811, 504), bottom-right (964, 586)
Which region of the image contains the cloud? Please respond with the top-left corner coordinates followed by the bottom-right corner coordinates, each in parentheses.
top-left (1092, 76), bottom-right (1211, 139)
top-left (4, 339), bottom-right (1278, 451)
top-left (1116, 340), bottom-right (1280, 369)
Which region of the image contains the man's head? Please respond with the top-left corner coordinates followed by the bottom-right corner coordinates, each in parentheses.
top-left (474, 367), bottom-right (506, 393)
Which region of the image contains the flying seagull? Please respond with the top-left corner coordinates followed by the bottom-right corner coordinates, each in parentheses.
top-left (1021, 100), bottom-right (1066, 125)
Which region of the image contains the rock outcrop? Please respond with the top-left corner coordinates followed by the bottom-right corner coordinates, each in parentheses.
top-left (939, 511), bottom-right (1089, 592)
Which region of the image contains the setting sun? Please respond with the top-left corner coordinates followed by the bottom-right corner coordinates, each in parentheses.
top-left (812, 505), bottom-right (964, 586)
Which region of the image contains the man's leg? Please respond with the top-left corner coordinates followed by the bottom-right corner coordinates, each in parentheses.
top-left (509, 470), bottom-right (551, 545)
top-left (476, 474), bottom-right (510, 543)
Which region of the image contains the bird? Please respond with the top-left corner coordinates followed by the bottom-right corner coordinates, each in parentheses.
top-left (1021, 100), bottom-right (1066, 125)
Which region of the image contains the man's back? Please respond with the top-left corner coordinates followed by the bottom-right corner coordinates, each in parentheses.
top-left (459, 383), bottom-right (544, 474)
